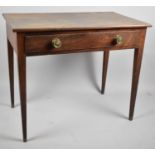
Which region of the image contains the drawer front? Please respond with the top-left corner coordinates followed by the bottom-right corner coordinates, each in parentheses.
top-left (25, 30), bottom-right (142, 54)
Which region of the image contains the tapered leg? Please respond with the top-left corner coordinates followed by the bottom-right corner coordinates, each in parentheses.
top-left (7, 40), bottom-right (14, 108)
top-left (101, 49), bottom-right (110, 94)
top-left (17, 34), bottom-right (27, 142)
top-left (129, 48), bottom-right (144, 121)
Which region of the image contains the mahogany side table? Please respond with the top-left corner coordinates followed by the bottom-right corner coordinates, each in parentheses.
top-left (3, 12), bottom-right (151, 142)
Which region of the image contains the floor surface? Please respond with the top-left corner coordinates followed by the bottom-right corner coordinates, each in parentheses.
top-left (0, 51), bottom-right (155, 148)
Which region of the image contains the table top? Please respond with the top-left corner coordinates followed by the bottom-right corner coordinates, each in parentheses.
top-left (3, 12), bottom-right (151, 32)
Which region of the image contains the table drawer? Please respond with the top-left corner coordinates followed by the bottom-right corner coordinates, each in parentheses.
top-left (25, 29), bottom-right (142, 54)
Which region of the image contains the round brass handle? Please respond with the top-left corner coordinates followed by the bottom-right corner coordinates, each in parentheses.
top-left (52, 38), bottom-right (62, 48)
top-left (114, 35), bottom-right (123, 45)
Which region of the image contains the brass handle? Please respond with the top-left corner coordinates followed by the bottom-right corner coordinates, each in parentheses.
top-left (52, 38), bottom-right (62, 48)
top-left (114, 35), bottom-right (123, 45)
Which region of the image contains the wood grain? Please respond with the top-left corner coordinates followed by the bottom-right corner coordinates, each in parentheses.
top-left (25, 29), bottom-right (143, 55)
top-left (3, 12), bottom-right (151, 32)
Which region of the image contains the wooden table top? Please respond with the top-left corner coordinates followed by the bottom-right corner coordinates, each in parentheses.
top-left (3, 12), bottom-right (151, 32)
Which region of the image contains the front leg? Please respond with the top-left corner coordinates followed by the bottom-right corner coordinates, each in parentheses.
top-left (129, 48), bottom-right (144, 120)
top-left (17, 33), bottom-right (27, 142)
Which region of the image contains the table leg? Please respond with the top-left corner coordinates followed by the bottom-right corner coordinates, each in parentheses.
top-left (129, 48), bottom-right (144, 120)
top-left (101, 49), bottom-right (110, 94)
top-left (17, 34), bottom-right (27, 142)
top-left (7, 40), bottom-right (14, 108)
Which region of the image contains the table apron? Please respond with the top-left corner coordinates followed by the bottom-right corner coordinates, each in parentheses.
top-left (25, 29), bottom-right (145, 55)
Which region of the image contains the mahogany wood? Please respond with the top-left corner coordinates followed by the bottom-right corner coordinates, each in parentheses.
top-left (17, 33), bottom-right (27, 142)
top-left (3, 12), bottom-right (151, 32)
top-left (129, 29), bottom-right (146, 120)
top-left (3, 12), bottom-right (151, 142)
top-left (25, 29), bottom-right (143, 54)
top-left (101, 49), bottom-right (110, 94)
top-left (7, 40), bottom-right (14, 108)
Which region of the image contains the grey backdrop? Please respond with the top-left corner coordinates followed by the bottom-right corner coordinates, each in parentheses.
top-left (0, 6), bottom-right (155, 148)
